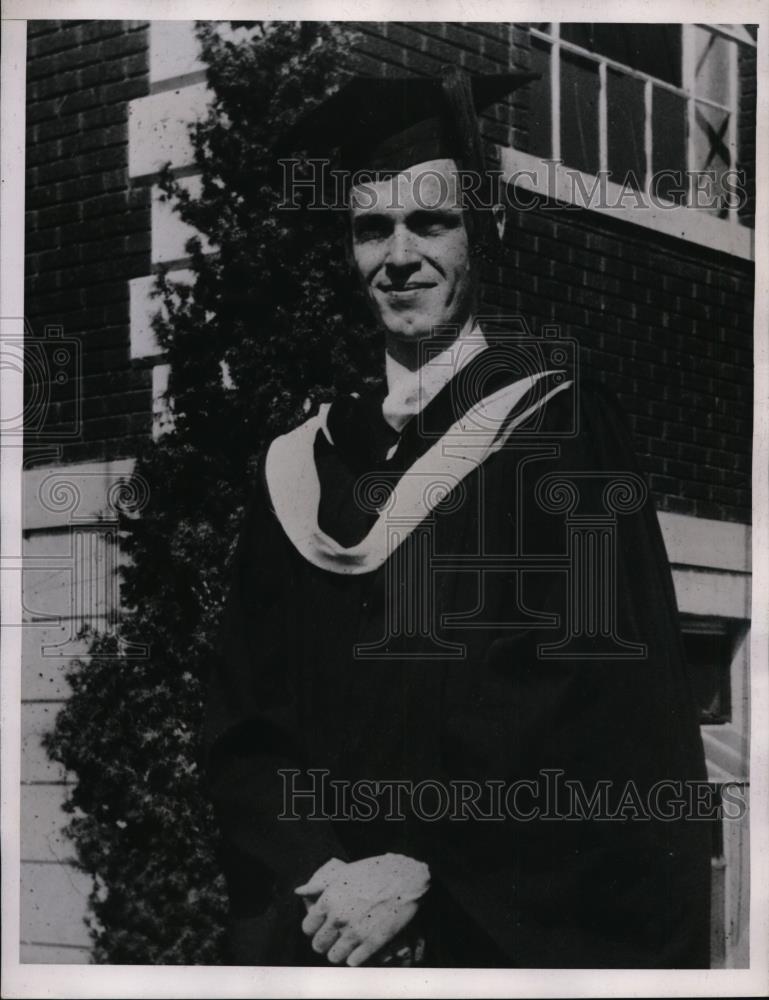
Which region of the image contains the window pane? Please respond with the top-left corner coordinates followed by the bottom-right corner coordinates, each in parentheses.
top-left (528, 37), bottom-right (552, 159)
top-left (607, 68), bottom-right (645, 187)
top-left (652, 85), bottom-right (687, 202)
top-left (693, 101), bottom-right (731, 169)
top-left (560, 51), bottom-right (599, 175)
top-left (693, 25), bottom-right (732, 106)
top-left (560, 23), bottom-right (593, 50)
top-left (560, 23), bottom-right (682, 87)
top-left (680, 627), bottom-right (732, 725)
top-left (692, 101), bottom-right (731, 217)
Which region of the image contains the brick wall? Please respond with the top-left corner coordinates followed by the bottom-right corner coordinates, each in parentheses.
top-left (25, 20), bottom-right (151, 467)
top-left (492, 207), bottom-right (753, 524)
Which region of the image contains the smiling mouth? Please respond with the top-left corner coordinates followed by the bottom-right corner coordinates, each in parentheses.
top-left (378, 283), bottom-right (437, 293)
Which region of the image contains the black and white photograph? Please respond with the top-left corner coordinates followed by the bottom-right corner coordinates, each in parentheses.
top-left (1, 3), bottom-right (767, 997)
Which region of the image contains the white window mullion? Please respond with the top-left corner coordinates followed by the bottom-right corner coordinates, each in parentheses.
top-left (551, 22), bottom-right (561, 162)
top-left (682, 25), bottom-right (696, 182)
top-left (728, 36), bottom-right (739, 222)
top-left (598, 59), bottom-right (608, 174)
top-left (704, 23), bottom-right (756, 47)
top-left (644, 78), bottom-right (653, 194)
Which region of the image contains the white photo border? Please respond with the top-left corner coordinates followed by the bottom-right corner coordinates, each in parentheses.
top-left (2, 2), bottom-right (767, 997)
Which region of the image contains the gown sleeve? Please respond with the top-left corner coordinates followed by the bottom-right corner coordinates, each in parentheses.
top-left (202, 459), bottom-right (349, 963)
top-left (418, 381), bottom-right (712, 968)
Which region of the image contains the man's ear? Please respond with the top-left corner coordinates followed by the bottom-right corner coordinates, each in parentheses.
top-left (492, 203), bottom-right (507, 244)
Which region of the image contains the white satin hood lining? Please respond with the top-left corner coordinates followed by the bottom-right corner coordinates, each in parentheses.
top-left (264, 370), bottom-right (571, 575)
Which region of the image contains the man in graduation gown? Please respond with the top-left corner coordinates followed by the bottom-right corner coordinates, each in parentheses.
top-left (203, 68), bottom-right (711, 968)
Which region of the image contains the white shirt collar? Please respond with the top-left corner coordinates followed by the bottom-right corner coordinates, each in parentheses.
top-left (382, 322), bottom-right (488, 433)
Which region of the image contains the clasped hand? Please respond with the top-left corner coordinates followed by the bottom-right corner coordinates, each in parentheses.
top-left (294, 853), bottom-right (430, 966)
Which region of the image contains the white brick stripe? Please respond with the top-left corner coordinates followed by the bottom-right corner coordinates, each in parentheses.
top-left (151, 177), bottom-right (211, 265)
top-left (128, 82), bottom-right (210, 178)
top-left (152, 363), bottom-right (174, 440)
top-left (129, 268), bottom-right (194, 360)
top-left (149, 21), bottom-right (205, 85)
top-left (658, 510), bottom-right (751, 573)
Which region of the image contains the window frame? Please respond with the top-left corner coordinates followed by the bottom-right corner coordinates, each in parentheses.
top-left (679, 613), bottom-right (747, 726)
top-left (528, 22), bottom-right (750, 229)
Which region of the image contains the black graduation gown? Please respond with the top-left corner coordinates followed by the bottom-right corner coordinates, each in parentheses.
top-left (203, 353), bottom-right (711, 968)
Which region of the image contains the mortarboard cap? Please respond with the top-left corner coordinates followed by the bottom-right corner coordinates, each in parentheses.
top-left (276, 67), bottom-right (538, 176)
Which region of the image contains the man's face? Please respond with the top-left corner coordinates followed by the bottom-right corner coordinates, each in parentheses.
top-left (349, 159), bottom-right (475, 343)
